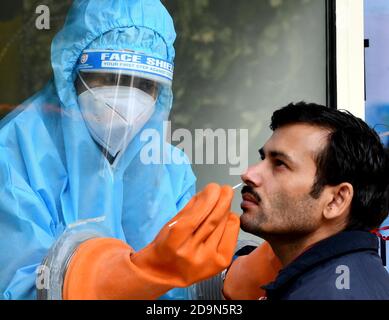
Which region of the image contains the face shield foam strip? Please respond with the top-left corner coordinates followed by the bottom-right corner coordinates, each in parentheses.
top-left (76, 50), bottom-right (174, 85)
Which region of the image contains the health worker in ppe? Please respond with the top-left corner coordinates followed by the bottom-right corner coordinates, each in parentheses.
top-left (0, 0), bottom-right (240, 300)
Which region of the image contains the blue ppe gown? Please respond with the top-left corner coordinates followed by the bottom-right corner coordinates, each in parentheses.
top-left (0, 0), bottom-right (196, 300)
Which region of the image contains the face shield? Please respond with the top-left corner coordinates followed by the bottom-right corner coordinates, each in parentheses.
top-left (75, 49), bottom-right (174, 165)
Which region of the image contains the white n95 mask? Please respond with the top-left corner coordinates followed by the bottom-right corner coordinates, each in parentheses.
top-left (78, 86), bottom-right (156, 158)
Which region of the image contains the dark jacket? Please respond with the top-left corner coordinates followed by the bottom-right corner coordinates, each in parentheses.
top-left (263, 230), bottom-right (389, 300)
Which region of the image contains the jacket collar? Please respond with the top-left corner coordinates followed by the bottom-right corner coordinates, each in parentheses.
top-left (263, 230), bottom-right (379, 298)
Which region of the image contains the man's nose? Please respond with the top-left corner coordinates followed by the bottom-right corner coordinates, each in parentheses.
top-left (241, 162), bottom-right (263, 188)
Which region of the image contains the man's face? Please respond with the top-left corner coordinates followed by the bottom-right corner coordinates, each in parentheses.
top-left (240, 123), bottom-right (330, 239)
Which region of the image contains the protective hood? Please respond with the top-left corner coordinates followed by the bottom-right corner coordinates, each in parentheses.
top-left (52, 0), bottom-right (176, 99)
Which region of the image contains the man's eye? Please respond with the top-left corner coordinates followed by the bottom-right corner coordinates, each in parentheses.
top-left (140, 80), bottom-right (155, 90)
top-left (274, 159), bottom-right (286, 167)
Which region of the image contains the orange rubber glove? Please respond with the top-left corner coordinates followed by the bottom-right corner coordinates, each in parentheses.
top-left (63, 183), bottom-right (240, 300)
top-left (222, 241), bottom-right (282, 300)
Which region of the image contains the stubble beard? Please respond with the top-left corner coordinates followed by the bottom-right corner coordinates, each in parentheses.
top-left (240, 192), bottom-right (320, 239)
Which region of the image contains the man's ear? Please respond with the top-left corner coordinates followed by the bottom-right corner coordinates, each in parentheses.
top-left (323, 183), bottom-right (354, 221)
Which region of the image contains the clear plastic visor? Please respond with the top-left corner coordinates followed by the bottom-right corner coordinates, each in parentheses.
top-left (75, 71), bottom-right (160, 99)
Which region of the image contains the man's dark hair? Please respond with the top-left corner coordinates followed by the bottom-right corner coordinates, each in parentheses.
top-left (270, 102), bottom-right (389, 231)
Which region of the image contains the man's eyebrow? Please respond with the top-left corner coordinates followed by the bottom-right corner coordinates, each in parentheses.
top-left (258, 147), bottom-right (295, 164)
top-left (258, 148), bottom-right (265, 159)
